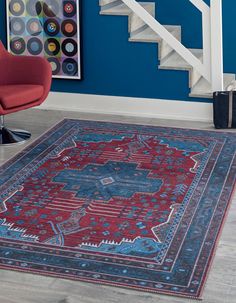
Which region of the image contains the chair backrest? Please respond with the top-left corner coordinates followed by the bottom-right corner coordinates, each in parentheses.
top-left (0, 41), bottom-right (11, 85)
top-left (0, 41), bottom-right (8, 57)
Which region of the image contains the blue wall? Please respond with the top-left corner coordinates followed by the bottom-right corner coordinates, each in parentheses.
top-left (0, 0), bottom-right (235, 103)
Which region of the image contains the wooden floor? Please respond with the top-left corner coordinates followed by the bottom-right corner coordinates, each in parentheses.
top-left (0, 109), bottom-right (235, 303)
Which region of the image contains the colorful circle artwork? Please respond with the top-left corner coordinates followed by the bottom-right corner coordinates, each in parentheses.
top-left (8, 0), bottom-right (81, 79)
top-left (27, 37), bottom-right (43, 55)
top-left (47, 57), bottom-right (61, 75)
top-left (62, 58), bottom-right (78, 76)
top-left (61, 38), bottom-right (77, 57)
top-left (44, 38), bottom-right (60, 56)
top-left (9, 0), bottom-right (25, 16)
top-left (10, 17), bottom-right (25, 35)
top-left (26, 18), bottom-right (43, 36)
top-left (61, 19), bottom-right (77, 37)
top-left (63, 1), bottom-right (76, 18)
top-left (43, 0), bottom-right (60, 17)
top-left (26, 0), bottom-right (42, 16)
top-left (10, 37), bottom-right (26, 55)
top-left (44, 18), bottom-right (60, 36)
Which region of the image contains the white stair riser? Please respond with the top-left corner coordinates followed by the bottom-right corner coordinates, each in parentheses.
top-left (158, 28), bottom-right (181, 61)
top-left (129, 4), bottom-right (155, 33)
top-left (190, 69), bottom-right (202, 88)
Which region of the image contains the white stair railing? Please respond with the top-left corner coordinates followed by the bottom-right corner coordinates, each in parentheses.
top-left (121, 0), bottom-right (224, 91)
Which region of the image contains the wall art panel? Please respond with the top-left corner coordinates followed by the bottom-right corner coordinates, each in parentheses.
top-left (6, 0), bottom-right (81, 79)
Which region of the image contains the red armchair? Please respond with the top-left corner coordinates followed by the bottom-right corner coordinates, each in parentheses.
top-left (0, 41), bottom-right (52, 144)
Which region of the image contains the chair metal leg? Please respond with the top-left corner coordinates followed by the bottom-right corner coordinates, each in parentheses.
top-left (0, 115), bottom-right (31, 145)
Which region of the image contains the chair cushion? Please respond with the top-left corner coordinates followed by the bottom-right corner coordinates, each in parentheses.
top-left (0, 84), bottom-right (44, 110)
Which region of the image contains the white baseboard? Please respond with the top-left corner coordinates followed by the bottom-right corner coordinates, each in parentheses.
top-left (39, 92), bottom-right (213, 122)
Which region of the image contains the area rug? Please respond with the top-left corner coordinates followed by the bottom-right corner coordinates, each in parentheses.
top-left (0, 119), bottom-right (235, 299)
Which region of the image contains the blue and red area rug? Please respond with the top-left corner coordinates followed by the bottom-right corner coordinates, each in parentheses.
top-left (0, 119), bottom-right (235, 298)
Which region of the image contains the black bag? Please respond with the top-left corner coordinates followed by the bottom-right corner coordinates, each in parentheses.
top-left (213, 90), bottom-right (236, 129)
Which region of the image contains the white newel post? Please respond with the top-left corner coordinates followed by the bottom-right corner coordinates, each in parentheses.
top-left (210, 0), bottom-right (224, 91)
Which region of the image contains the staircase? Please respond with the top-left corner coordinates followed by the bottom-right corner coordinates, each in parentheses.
top-left (99, 0), bottom-right (235, 98)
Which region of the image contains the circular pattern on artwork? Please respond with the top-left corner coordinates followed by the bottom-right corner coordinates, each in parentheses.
top-left (9, 0), bottom-right (25, 16)
top-left (63, 1), bottom-right (76, 18)
top-left (44, 38), bottom-right (60, 56)
top-left (26, 18), bottom-right (43, 36)
top-left (47, 57), bottom-right (61, 75)
top-left (10, 17), bottom-right (25, 35)
top-left (61, 38), bottom-right (77, 57)
top-left (44, 18), bottom-right (60, 36)
top-left (62, 58), bottom-right (78, 76)
top-left (10, 37), bottom-right (26, 55)
top-left (43, 0), bottom-right (60, 17)
top-left (26, 0), bottom-right (42, 16)
top-left (27, 37), bottom-right (43, 55)
top-left (61, 19), bottom-right (77, 37)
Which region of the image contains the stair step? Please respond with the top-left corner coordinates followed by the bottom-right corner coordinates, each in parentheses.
top-left (99, 0), bottom-right (119, 6)
top-left (129, 25), bottom-right (181, 43)
top-left (100, 2), bottom-right (154, 16)
top-left (159, 49), bottom-right (203, 70)
top-left (100, 2), bottom-right (130, 15)
top-left (190, 73), bottom-right (236, 98)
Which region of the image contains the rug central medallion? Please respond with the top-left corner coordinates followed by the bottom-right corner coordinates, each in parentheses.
top-left (53, 161), bottom-right (163, 200)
